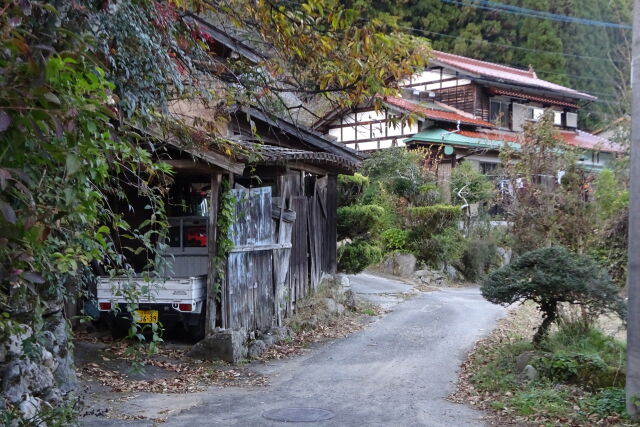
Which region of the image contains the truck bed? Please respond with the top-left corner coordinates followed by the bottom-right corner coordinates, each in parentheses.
top-left (97, 275), bottom-right (206, 308)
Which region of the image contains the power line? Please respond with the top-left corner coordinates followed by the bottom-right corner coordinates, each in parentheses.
top-left (408, 27), bottom-right (627, 64)
top-left (440, 0), bottom-right (632, 30)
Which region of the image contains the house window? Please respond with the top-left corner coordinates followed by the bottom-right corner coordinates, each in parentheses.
top-left (490, 100), bottom-right (510, 128)
top-left (480, 162), bottom-right (499, 176)
top-left (553, 111), bottom-right (563, 125)
top-left (532, 107), bottom-right (544, 121)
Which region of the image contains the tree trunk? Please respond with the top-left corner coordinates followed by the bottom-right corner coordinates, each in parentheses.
top-left (533, 301), bottom-right (557, 346)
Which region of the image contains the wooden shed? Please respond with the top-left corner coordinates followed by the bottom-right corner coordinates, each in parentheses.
top-left (156, 109), bottom-right (362, 337)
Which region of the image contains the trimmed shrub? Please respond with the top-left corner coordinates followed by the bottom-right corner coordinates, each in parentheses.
top-left (337, 173), bottom-right (369, 206)
top-left (406, 204), bottom-right (461, 235)
top-left (414, 183), bottom-right (442, 206)
top-left (412, 226), bottom-right (466, 268)
top-left (481, 246), bottom-right (626, 345)
top-left (460, 239), bottom-right (498, 281)
top-left (380, 228), bottom-right (408, 253)
top-left (405, 205), bottom-right (464, 267)
top-left (337, 204), bottom-right (385, 240)
top-left (337, 241), bottom-right (382, 274)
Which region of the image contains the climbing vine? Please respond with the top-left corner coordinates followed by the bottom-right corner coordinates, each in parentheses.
top-left (212, 178), bottom-right (236, 299)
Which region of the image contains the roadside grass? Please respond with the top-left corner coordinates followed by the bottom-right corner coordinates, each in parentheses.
top-left (452, 303), bottom-right (633, 426)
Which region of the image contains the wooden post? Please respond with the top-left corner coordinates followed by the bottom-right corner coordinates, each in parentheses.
top-left (628, 0), bottom-right (640, 416)
top-left (205, 173), bottom-right (221, 337)
top-left (326, 174), bottom-right (338, 274)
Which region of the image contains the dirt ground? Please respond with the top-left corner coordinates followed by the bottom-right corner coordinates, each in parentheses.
top-left (74, 297), bottom-right (384, 422)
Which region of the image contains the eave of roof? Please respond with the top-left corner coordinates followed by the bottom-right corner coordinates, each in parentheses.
top-left (240, 106), bottom-right (365, 165)
top-left (242, 142), bottom-right (359, 172)
top-left (431, 50), bottom-right (596, 102)
top-left (185, 14), bottom-right (265, 63)
top-left (489, 88), bottom-right (578, 109)
top-left (383, 96), bottom-right (494, 127)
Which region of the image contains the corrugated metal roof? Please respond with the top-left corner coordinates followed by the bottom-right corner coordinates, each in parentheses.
top-left (431, 51), bottom-right (596, 101)
top-left (383, 96), bottom-right (494, 127)
top-left (404, 128), bottom-right (519, 150)
top-left (489, 88), bottom-right (578, 108)
top-left (405, 127), bottom-right (623, 154)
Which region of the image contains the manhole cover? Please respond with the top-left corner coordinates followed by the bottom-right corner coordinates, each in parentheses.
top-left (262, 407), bottom-right (335, 423)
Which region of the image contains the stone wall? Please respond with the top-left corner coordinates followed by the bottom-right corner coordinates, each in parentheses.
top-left (1, 309), bottom-right (76, 421)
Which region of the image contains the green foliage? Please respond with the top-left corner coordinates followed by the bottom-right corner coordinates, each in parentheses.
top-left (591, 208), bottom-right (629, 287)
top-left (414, 183), bottom-right (442, 206)
top-left (594, 169), bottom-right (629, 220)
top-left (337, 204), bottom-right (385, 240)
top-left (588, 388), bottom-right (627, 417)
top-left (213, 178), bottom-right (236, 300)
top-left (361, 148), bottom-right (433, 203)
top-left (380, 228), bottom-right (408, 253)
top-left (406, 205), bottom-right (461, 235)
top-left (406, 205), bottom-right (464, 267)
top-left (481, 246), bottom-right (625, 344)
top-left (509, 388), bottom-right (571, 418)
top-left (466, 313), bottom-right (630, 423)
top-left (542, 320), bottom-right (627, 368)
top-left (459, 239), bottom-right (499, 281)
top-left (337, 173), bottom-right (369, 206)
top-left (337, 241), bottom-right (382, 274)
top-left (450, 161), bottom-right (495, 206)
top-left (534, 322), bottom-right (626, 389)
top-left (408, 226), bottom-right (465, 268)
top-left (359, 181), bottom-right (401, 228)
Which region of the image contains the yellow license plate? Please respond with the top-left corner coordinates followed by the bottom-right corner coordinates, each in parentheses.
top-left (134, 310), bottom-right (158, 324)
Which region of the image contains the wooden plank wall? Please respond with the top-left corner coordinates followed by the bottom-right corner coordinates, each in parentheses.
top-left (220, 170), bottom-right (339, 332)
top-left (224, 187), bottom-right (275, 332)
top-left (324, 175), bottom-right (338, 274)
top-left (433, 84), bottom-right (476, 115)
top-left (287, 195), bottom-right (309, 316)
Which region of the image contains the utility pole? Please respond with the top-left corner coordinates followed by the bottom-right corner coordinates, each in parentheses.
top-left (628, 0), bottom-right (640, 417)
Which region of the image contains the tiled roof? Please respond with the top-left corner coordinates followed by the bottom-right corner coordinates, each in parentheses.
top-left (240, 142), bottom-right (360, 171)
top-left (456, 129), bottom-right (519, 143)
top-left (489, 88), bottom-right (578, 109)
top-left (560, 130), bottom-right (625, 153)
top-left (383, 96), bottom-right (494, 127)
top-left (431, 51), bottom-right (596, 101)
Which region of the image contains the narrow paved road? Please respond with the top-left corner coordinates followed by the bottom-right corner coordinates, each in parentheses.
top-left (85, 275), bottom-right (504, 426)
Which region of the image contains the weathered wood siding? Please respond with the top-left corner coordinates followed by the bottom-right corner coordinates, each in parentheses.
top-left (224, 187), bottom-right (275, 331)
top-left (277, 171), bottom-right (337, 316)
top-left (219, 171), bottom-right (339, 333)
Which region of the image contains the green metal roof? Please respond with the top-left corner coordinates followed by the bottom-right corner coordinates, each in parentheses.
top-left (403, 128), bottom-right (521, 151)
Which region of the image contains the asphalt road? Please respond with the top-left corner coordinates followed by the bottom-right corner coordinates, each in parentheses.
top-left (84, 275), bottom-right (504, 426)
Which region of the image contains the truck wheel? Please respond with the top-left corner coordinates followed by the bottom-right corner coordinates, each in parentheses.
top-left (106, 315), bottom-right (130, 339)
top-left (185, 312), bottom-right (205, 341)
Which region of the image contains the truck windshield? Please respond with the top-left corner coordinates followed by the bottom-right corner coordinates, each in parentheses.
top-left (167, 180), bottom-right (210, 249)
top-left (168, 181), bottom-right (210, 217)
